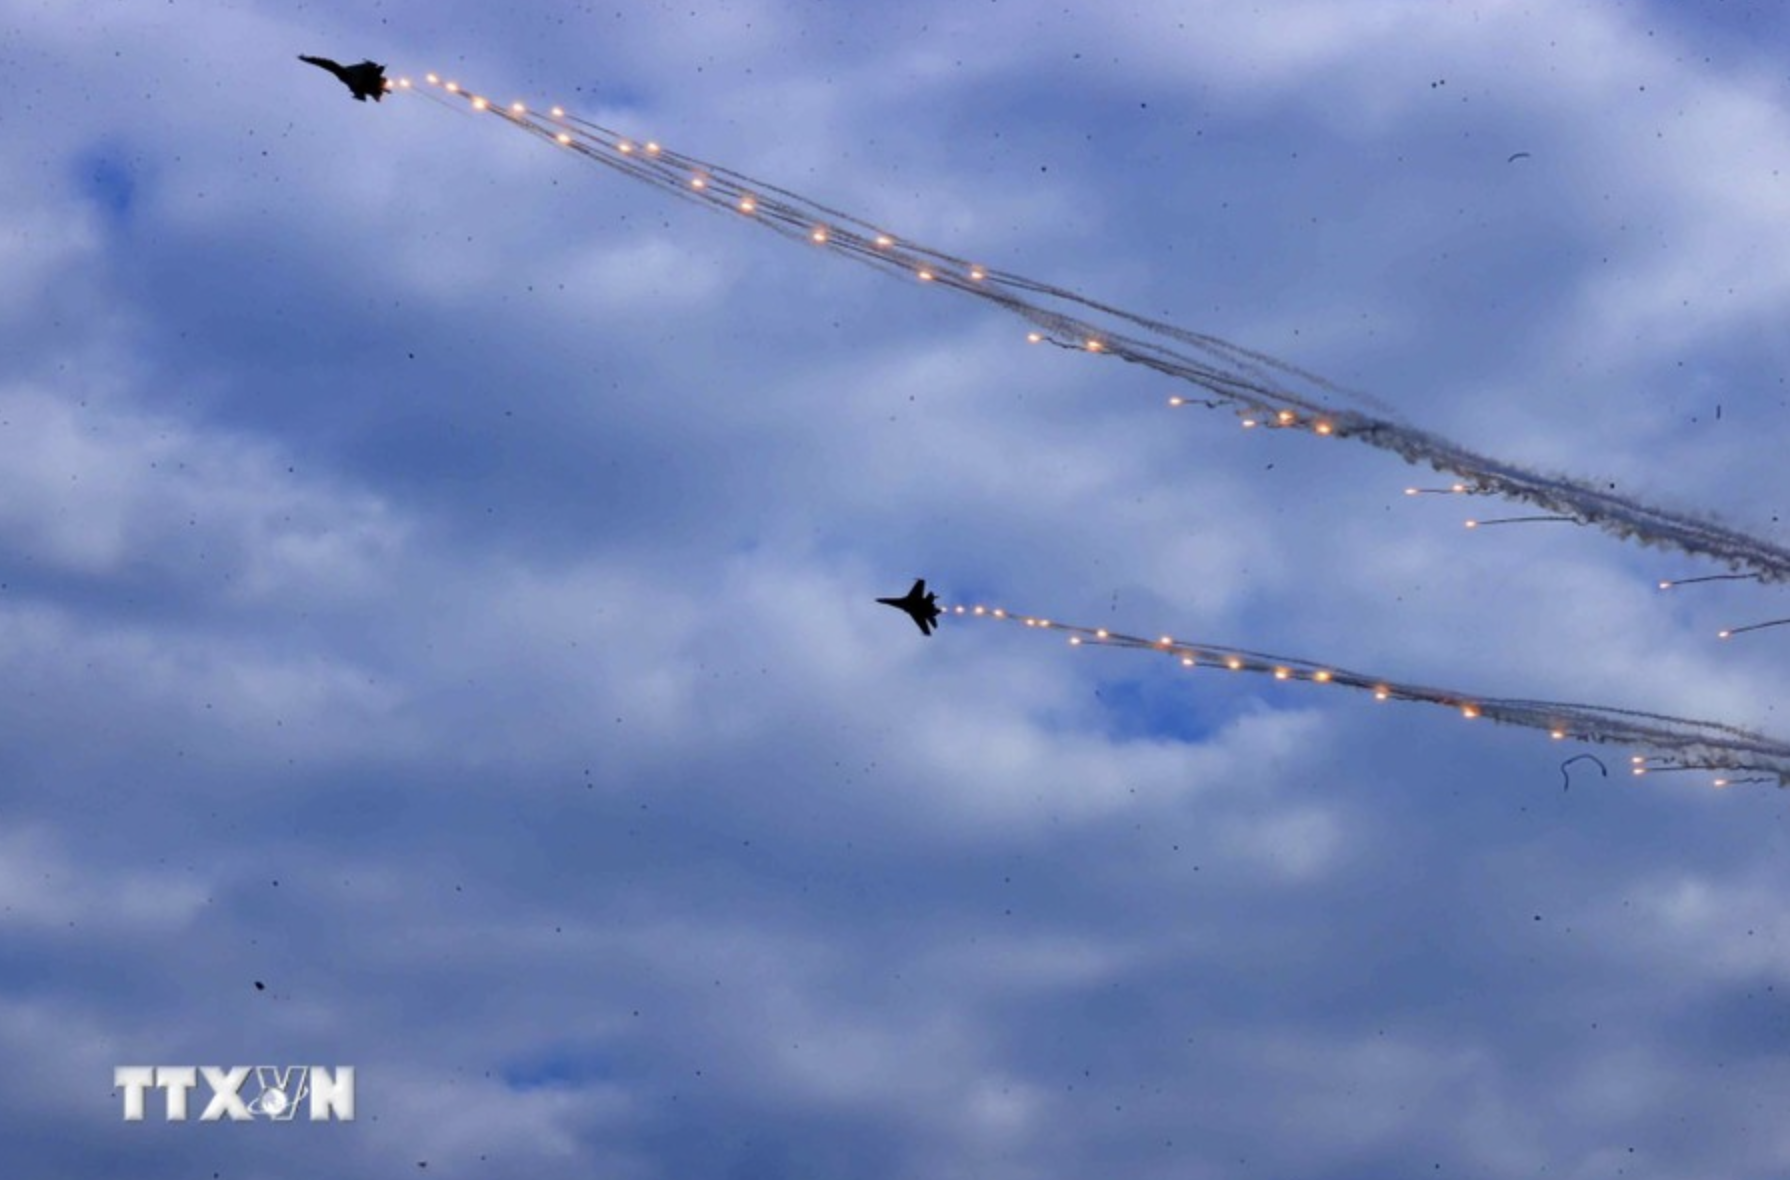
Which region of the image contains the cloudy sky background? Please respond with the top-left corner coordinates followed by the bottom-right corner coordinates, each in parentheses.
top-left (5, 0), bottom-right (1790, 1175)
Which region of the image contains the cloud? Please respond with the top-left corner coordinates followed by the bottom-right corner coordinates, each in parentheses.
top-left (2, 1), bottom-right (1789, 1177)
top-left (0, 385), bottom-right (405, 599)
top-left (0, 827), bottom-right (208, 932)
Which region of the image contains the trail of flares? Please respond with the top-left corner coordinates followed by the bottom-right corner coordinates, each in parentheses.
top-left (942, 601), bottom-right (1790, 787)
top-left (400, 72), bottom-right (1790, 582)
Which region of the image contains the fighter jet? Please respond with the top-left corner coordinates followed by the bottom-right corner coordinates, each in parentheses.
top-left (877, 578), bottom-right (942, 636)
top-left (298, 55), bottom-right (389, 102)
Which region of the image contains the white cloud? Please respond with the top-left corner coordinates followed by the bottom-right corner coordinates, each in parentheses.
top-left (0, 827), bottom-right (207, 932)
top-left (0, 385), bottom-right (405, 600)
top-left (3, 1), bottom-right (1790, 1176)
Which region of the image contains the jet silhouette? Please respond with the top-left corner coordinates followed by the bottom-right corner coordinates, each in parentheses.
top-left (298, 55), bottom-right (389, 102)
top-left (877, 578), bottom-right (942, 636)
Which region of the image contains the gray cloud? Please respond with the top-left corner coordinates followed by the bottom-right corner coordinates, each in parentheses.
top-left (2, 0), bottom-right (1789, 1177)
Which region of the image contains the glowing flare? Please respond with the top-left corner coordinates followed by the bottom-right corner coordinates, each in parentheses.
top-left (739, 198), bottom-right (756, 213)
top-left (510, 101), bottom-right (526, 113)
top-left (1168, 396), bottom-right (1186, 407)
top-left (1273, 668), bottom-right (1291, 680)
top-left (426, 73), bottom-right (440, 85)
top-left (646, 142), bottom-right (661, 154)
top-left (1461, 705), bottom-right (1480, 719)
top-left (874, 235), bottom-right (894, 248)
top-left (1713, 616), bottom-right (1790, 638)
top-left (1085, 339), bottom-right (1103, 352)
top-left (1026, 332), bottom-right (1043, 344)
top-left (472, 97), bottom-right (489, 110)
top-left (556, 132), bottom-right (573, 145)
top-left (1225, 657), bottom-right (1244, 671)
top-left (691, 176), bottom-right (707, 189)
top-left (1313, 670), bottom-right (1332, 683)
top-left (550, 106), bottom-right (565, 118)
top-left (811, 228), bottom-right (828, 244)
top-left (969, 267), bottom-right (986, 281)
top-left (1314, 421), bottom-right (1334, 435)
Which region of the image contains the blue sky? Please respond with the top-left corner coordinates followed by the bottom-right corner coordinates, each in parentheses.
top-left (5, 0), bottom-right (1790, 1175)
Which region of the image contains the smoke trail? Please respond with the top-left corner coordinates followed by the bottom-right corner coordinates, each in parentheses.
top-left (1464, 515), bottom-right (1578, 529)
top-left (1719, 617), bottom-right (1790, 640)
top-left (397, 75), bottom-right (1790, 583)
top-left (944, 602), bottom-right (1790, 787)
top-left (1659, 573), bottom-right (1762, 590)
